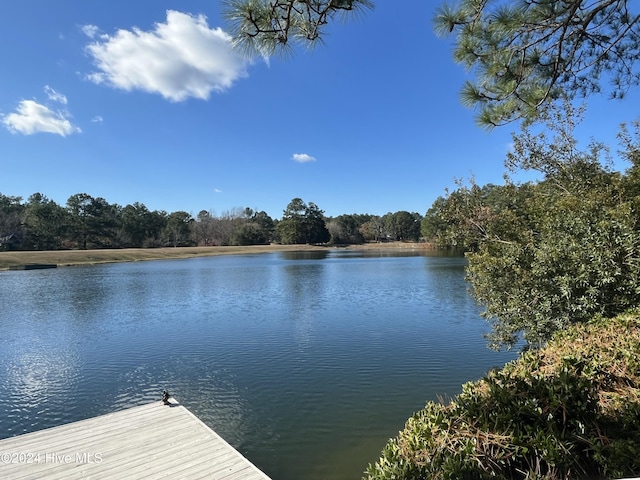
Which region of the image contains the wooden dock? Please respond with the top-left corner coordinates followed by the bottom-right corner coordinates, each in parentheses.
top-left (0, 398), bottom-right (272, 479)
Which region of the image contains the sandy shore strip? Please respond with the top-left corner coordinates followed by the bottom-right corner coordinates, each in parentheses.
top-left (0, 242), bottom-right (437, 270)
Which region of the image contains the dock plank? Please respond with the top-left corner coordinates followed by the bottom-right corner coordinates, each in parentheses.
top-left (0, 398), bottom-right (272, 480)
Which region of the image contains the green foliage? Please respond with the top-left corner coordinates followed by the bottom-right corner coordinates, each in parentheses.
top-left (223, 0), bottom-right (374, 58)
top-left (364, 311), bottom-right (640, 480)
top-left (66, 193), bottom-right (120, 249)
top-left (162, 211), bottom-right (193, 247)
top-left (223, 0), bottom-right (640, 127)
top-left (277, 197), bottom-right (330, 244)
top-left (233, 222), bottom-right (268, 245)
top-left (1, 190), bottom-right (397, 250)
top-left (382, 211), bottom-right (422, 242)
top-left (359, 215), bottom-right (385, 242)
top-left (119, 202), bottom-right (165, 248)
top-left (434, 0), bottom-right (640, 127)
top-left (230, 210), bottom-right (274, 245)
top-left (427, 107), bottom-right (640, 349)
top-left (326, 214), bottom-right (366, 245)
top-left (421, 196), bottom-right (448, 243)
top-left (0, 193), bottom-right (25, 250)
top-left (23, 193), bottom-right (67, 250)
top-left (422, 181), bottom-right (523, 250)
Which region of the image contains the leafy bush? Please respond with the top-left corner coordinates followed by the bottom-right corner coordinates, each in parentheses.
top-left (364, 310), bottom-right (640, 480)
top-left (424, 110), bottom-right (640, 350)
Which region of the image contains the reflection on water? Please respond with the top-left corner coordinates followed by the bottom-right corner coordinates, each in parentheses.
top-left (0, 250), bottom-right (516, 480)
top-left (279, 250), bottom-right (331, 261)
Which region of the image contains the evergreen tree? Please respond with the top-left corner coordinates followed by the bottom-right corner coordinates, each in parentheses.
top-left (223, 0), bottom-right (374, 57)
top-left (434, 0), bottom-right (640, 126)
top-left (277, 198), bottom-right (330, 244)
top-left (23, 193), bottom-right (66, 250)
top-left (224, 1), bottom-right (640, 125)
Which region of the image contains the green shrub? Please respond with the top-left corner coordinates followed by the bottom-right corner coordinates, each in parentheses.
top-left (364, 310), bottom-right (640, 480)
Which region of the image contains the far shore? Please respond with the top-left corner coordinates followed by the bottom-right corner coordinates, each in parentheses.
top-left (0, 242), bottom-right (439, 270)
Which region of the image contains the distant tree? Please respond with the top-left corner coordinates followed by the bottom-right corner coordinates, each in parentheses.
top-left (233, 222), bottom-right (267, 245)
top-left (162, 211), bottom-right (193, 247)
top-left (145, 210), bottom-right (168, 247)
top-left (277, 197), bottom-right (307, 244)
top-left (119, 203), bottom-right (150, 247)
top-left (193, 210), bottom-right (216, 246)
top-left (277, 198), bottom-right (330, 244)
top-left (65, 194), bottom-right (119, 249)
top-left (271, 218), bottom-right (282, 243)
top-left (230, 209), bottom-right (274, 245)
top-left (326, 220), bottom-right (339, 243)
top-left (89, 197), bottom-right (119, 248)
top-left (23, 193), bottom-right (66, 250)
top-left (380, 211), bottom-right (422, 241)
top-left (0, 193), bottom-right (25, 250)
top-left (391, 211), bottom-right (422, 241)
top-left (327, 214), bottom-right (365, 244)
top-left (66, 193), bottom-right (94, 249)
top-left (251, 210), bottom-right (275, 237)
top-left (359, 215), bottom-right (384, 242)
top-left (206, 208), bottom-right (246, 245)
top-left (305, 201), bottom-right (331, 244)
top-left (117, 202), bottom-right (167, 248)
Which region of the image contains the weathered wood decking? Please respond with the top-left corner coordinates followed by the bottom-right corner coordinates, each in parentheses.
top-left (0, 398), bottom-right (272, 479)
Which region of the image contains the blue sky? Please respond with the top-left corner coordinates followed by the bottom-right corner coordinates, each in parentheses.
top-left (1, 1), bottom-right (638, 220)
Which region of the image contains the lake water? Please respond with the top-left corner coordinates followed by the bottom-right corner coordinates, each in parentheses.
top-left (0, 249), bottom-right (517, 479)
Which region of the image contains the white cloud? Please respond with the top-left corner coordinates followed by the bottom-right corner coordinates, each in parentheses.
top-left (214, 188), bottom-right (222, 193)
top-left (85, 10), bottom-right (248, 102)
top-left (44, 85), bottom-right (68, 104)
top-left (91, 115), bottom-right (104, 123)
top-left (81, 24), bottom-right (100, 39)
top-left (2, 100), bottom-right (81, 136)
top-left (292, 153), bottom-right (316, 163)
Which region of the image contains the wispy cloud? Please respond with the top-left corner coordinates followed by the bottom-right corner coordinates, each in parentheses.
top-left (84, 10), bottom-right (248, 102)
top-left (292, 153), bottom-right (316, 163)
top-left (81, 24), bottom-right (100, 39)
top-left (2, 87), bottom-right (81, 137)
top-left (214, 188), bottom-right (223, 193)
top-left (91, 115), bottom-right (104, 123)
top-left (44, 85), bottom-right (68, 105)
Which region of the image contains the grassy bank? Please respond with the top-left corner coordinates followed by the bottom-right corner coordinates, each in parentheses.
top-left (0, 242), bottom-right (436, 270)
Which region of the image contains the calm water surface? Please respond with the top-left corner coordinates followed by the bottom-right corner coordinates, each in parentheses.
top-left (0, 250), bottom-right (517, 479)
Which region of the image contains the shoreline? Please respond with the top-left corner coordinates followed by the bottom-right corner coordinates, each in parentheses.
top-left (0, 242), bottom-right (438, 270)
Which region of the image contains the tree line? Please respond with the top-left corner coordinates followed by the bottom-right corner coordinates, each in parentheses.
top-left (0, 194), bottom-right (423, 251)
